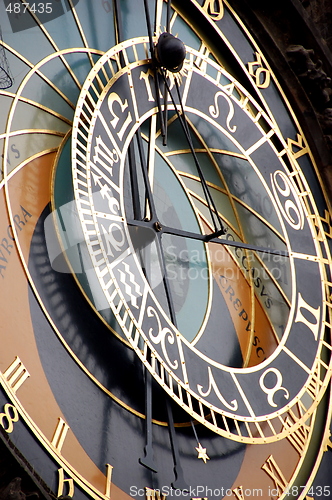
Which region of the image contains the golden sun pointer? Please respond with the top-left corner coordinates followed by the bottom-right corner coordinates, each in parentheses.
top-left (195, 443), bottom-right (210, 463)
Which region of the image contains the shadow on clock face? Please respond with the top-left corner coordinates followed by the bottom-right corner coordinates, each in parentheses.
top-left (28, 205), bottom-right (247, 497)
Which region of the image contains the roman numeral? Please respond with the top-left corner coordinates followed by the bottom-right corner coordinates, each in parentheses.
top-left (261, 455), bottom-right (288, 497)
top-left (145, 488), bottom-right (167, 500)
top-left (232, 486), bottom-right (246, 500)
top-left (2, 356), bottom-right (30, 393)
top-left (283, 404), bottom-right (310, 455)
top-left (195, 43), bottom-right (212, 72)
top-left (51, 417), bottom-right (70, 453)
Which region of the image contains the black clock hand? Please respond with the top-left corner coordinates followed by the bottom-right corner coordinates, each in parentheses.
top-left (166, 398), bottom-right (189, 492)
top-left (139, 369), bottom-right (158, 472)
top-left (143, 0), bottom-right (166, 141)
top-left (135, 128), bottom-right (178, 320)
top-left (127, 218), bottom-right (289, 257)
top-left (162, 0), bottom-right (172, 146)
top-left (161, 70), bottom-right (226, 236)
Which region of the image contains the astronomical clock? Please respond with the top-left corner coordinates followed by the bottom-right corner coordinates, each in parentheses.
top-left (0, 1), bottom-right (332, 499)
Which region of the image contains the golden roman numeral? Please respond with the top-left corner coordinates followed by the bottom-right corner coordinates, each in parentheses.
top-left (104, 464), bottom-right (113, 499)
top-left (2, 356), bottom-right (30, 393)
top-left (145, 488), bottom-right (167, 500)
top-left (261, 455), bottom-right (288, 497)
top-left (233, 486), bottom-right (246, 500)
top-left (283, 404), bottom-right (310, 455)
top-left (52, 417), bottom-right (70, 453)
top-left (195, 43), bottom-right (212, 72)
top-left (305, 362), bottom-right (323, 401)
top-left (313, 209), bottom-right (332, 241)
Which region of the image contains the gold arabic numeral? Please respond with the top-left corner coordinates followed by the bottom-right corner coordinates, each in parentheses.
top-left (2, 356), bottom-right (30, 393)
top-left (295, 292), bottom-right (321, 342)
top-left (0, 403), bottom-right (19, 434)
top-left (261, 455), bottom-right (288, 498)
top-left (51, 417), bottom-right (70, 453)
top-left (57, 468), bottom-right (75, 498)
top-left (145, 487), bottom-right (167, 500)
top-left (58, 463), bottom-right (113, 500)
top-left (108, 92), bottom-right (133, 141)
top-left (248, 52), bottom-right (271, 89)
top-left (202, 0), bottom-right (224, 21)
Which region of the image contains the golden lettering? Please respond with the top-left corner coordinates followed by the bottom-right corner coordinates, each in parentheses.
top-left (57, 468), bottom-right (75, 498)
top-left (145, 487), bottom-right (167, 500)
top-left (51, 417), bottom-right (70, 453)
top-left (3, 356), bottom-right (30, 393)
top-left (202, 0), bottom-right (224, 21)
top-left (104, 464), bottom-right (113, 498)
top-left (283, 405), bottom-right (310, 455)
top-left (0, 403), bottom-right (19, 433)
top-left (233, 486), bottom-right (245, 500)
top-left (261, 455), bottom-right (288, 497)
top-left (248, 52), bottom-right (271, 88)
top-left (287, 133), bottom-right (309, 160)
top-left (195, 43), bottom-right (212, 72)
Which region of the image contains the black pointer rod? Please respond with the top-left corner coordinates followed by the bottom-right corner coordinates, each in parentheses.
top-left (162, 0), bottom-right (172, 146)
top-left (136, 128), bottom-right (158, 221)
top-left (139, 368), bottom-right (158, 472)
top-left (166, 398), bottom-right (189, 492)
top-left (162, 224), bottom-right (290, 257)
top-left (143, 0), bottom-right (166, 141)
top-left (126, 219), bottom-right (289, 257)
top-left (162, 71), bottom-right (225, 235)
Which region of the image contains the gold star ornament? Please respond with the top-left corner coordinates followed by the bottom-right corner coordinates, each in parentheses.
top-left (195, 442), bottom-right (210, 463)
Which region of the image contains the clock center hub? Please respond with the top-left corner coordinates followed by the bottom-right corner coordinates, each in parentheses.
top-left (154, 221), bottom-right (163, 232)
top-left (155, 32), bottom-right (186, 73)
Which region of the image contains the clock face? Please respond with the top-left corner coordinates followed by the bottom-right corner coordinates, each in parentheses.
top-left (0, 1), bottom-right (332, 500)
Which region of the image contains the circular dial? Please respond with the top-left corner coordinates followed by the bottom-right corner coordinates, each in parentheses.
top-left (0, 1), bottom-right (332, 500)
top-left (71, 37), bottom-right (329, 443)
